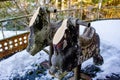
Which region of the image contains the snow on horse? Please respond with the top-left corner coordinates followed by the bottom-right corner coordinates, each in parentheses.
top-left (49, 18), bottom-right (104, 80)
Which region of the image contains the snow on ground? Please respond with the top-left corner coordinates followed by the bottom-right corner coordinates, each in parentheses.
top-left (0, 47), bottom-right (53, 80)
top-left (0, 20), bottom-right (120, 80)
top-left (0, 31), bottom-right (28, 40)
top-left (92, 20), bottom-right (120, 49)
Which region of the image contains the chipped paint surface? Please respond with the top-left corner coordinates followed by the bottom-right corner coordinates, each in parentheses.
top-left (29, 7), bottom-right (40, 27)
top-left (53, 19), bottom-right (68, 45)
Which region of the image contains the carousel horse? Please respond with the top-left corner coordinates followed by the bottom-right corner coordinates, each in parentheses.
top-left (26, 6), bottom-right (96, 79)
top-left (26, 6), bottom-right (61, 55)
top-left (26, 6), bottom-right (90, 59)
top-left (49, 18), bottom-right (104, 80)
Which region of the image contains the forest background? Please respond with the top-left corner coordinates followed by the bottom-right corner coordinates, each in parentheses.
top-left (0, 0), bottom-right (120, 30)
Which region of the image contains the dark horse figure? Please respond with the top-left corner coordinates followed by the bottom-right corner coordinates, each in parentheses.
top-left (49, 18), bottom-right (104, 79)
top-left (26, 6), bottom-right (103, 80)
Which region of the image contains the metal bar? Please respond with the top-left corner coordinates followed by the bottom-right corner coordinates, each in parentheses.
top-left (56, 6), bottom-right (120, 12)
top-left (15, 21), bottom-right (17, 35)
top-left (0, 14), bottom-right (32, 23)
top-left (102, 5), bottom-right (120, 9)
top-left (85, 18), bottom-right (120, 23)
top-left (0, 15), bottom-right (31, 40)
top-left (1, 25), bottom-right (5, 39)
top-left (0, 0), bottom-right (13, 2)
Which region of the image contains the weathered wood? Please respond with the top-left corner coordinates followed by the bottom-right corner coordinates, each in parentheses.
top-left (0, 32), bottom-right (29, 59)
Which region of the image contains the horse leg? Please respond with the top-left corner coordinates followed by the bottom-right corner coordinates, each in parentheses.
top-left (49, 43), bottom-right (54, 66)
top-left (74, 64), bottom-right (81, 80)
top-left (26, 26), bottom-right (34, 52)
top-left (93, 34), bottom-right (104, 65)
top-left (93, 48), bottom-right (104, 65)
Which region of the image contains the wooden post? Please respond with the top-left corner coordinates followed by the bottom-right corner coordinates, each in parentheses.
top-left (14, 21), bottom-right (18, 36)
top-left (56, 0), bottom-right (61, 10)
top-left (80, 0), bottom-right (83, 20)
top-left (55, 0), bottom-right (58, 9)
top-left (49, 43), bottom-right (54, 66)
top-left (68, 0), bottom-right (71, 16)
top-left (62, 0), bottom-right (64, 10)
top-left (97, 0), bottom-right (103, 19)
top-left (74, 64), bottom-right (81, 80)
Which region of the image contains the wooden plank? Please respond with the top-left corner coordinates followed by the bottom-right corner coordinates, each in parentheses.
top-left (0, 32), bottom-right (29, 59)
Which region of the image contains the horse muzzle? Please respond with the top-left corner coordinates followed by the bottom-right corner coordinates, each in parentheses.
top-left (40, 6), bottom-right (57, 13)
top-left (49, 66), bottom-right (64, 78)
top-left (47, 7), bottom-right (57, 13)
top-left (49, 64), bottom-right (72, 80)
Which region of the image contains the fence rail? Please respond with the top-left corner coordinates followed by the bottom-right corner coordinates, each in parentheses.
top-left (51, 6), bottom-right (120, 21)
top-left (0, 15), bottom-right (32, 23)
top-left (0, 32), bottom-right (29, 59)
top-left (0, 13), bottom-right (32, 59)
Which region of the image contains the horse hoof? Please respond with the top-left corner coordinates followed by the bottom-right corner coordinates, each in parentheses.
top-left (93, 54), bottom-right (104, 66)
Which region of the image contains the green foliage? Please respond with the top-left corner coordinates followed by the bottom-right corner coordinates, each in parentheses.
top-left (92, 0), bottom-right (99, 4)
top-left (0, 1), bottom-right (13, 8)
top-left (91, 0), bottom-right (108, 4)
top-left (27, 0), bottom-right (34, 3)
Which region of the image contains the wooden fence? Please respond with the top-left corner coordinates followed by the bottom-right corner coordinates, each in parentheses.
top-left (51, 6), bottom-right (120, 21)
top-left (0, 32), bottom-right (29, 59)
top-left (0, 14), bottom-right (31, 59)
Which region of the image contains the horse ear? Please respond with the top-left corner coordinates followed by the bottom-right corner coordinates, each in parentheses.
top-left (53, 19), bottom-right (68, 45)
top-left (29, 7), bottom-right (40, 27)
top-left (47, 7), bottom-right (57, 13)
top-left (76, 19), bottom-right (90, 27)
top-left (88, 23), bottom-right (91, 27)
top-left (70, 18), bottom-right (78, 27)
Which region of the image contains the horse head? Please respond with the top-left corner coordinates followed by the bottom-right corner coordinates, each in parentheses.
top-left (26, 6), bottom-right (57, 56)
top-left (49, 18), bottom-right (90, 76)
